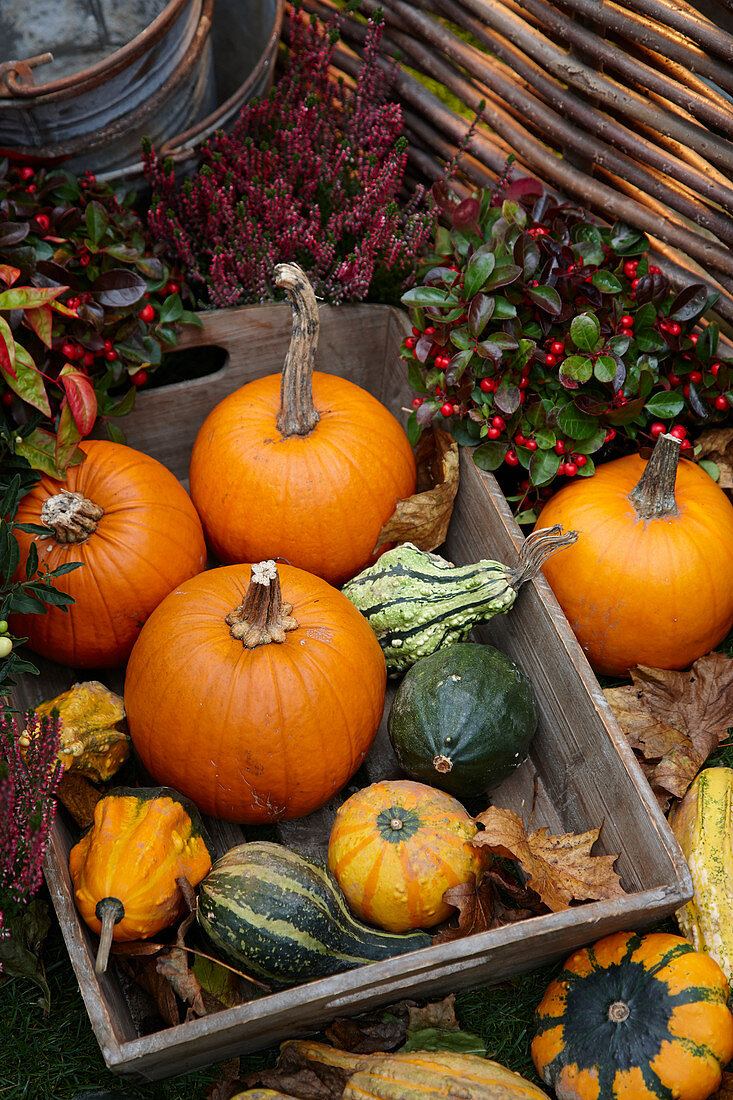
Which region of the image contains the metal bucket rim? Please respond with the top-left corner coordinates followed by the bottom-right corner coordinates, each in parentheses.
top-left (0, 0), bottom-right (198, 102)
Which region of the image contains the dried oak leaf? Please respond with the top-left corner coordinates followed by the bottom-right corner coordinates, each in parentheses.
top-left (156, 946), bottom-right (207, 1021)
top-left (432, 874), bottom-right (496, 945)
top-left (407, 994), bottom-right (460, 1033)
top-left (204, 1058), bottom-right (242, 1100)
top-left (55, 771), bottom-right (103, 828)
top-left (245, 1041), bottom-right (353, 1100)
top-left (325, 1009), bottom-right (409, 1054)
top-left (373, 426), bottom-right (459, 553)
top-left (695, 427), bottom-right (733, 489)
top-left (605, 652), bottom-right (733, 804)
top-left (711, 1071), bottom-right (733, 1100)
top-left (473, 806), bottom-right (625, 912)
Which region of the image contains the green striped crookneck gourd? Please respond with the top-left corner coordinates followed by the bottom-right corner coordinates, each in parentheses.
top-left (196, 840), bottom-right (430, 986)
top-left (670, 766), bottom-right (733, 983)
top-left (342, 525), bottom-right (577, 673)
top-left (531, 930), bottom-right (733, 1100)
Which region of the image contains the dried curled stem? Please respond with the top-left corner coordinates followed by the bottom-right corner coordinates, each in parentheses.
top-left (506, 525), bottom-right (578, 590)
top-left (41, 490), bottom-right (104, 543)
top-left (226, 560), bottom-right (300, 648)
top-left (275, 262), bottom-right (321, 438)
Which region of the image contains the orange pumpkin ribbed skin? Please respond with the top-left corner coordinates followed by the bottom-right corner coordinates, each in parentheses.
top-left (534, 452), bottom-right (733, 675)
top-left (11, 440), bottom-right (207, 668)
top-left (328, 779), bottom-right (482, 933)
top-left (69, 790), bottom-right (212, 942)
top-left (124, 563), bottom-right (387, 823)
top-left (188, 371), bottom-right (417, 587)
top-left (532, 931), bottom-right (733, 1100)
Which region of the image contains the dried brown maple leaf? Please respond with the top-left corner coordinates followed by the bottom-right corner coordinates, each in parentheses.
top-left (55, 771), bottom-right (103, 828)
top-left (710, 1070), bottom-right (733, 1100)
top-left (432, 873), bottom-right (496, 945)
top-left (605, 652), bottom-right (733, 804)
top-left (373, 426), bottom-right (459, 553)
top-left (473, 806), bottom-right (625, 912)
top-left (407, 994), bottom-right (460, 1033)
top-left (695, 427), bottom-right (733, 489)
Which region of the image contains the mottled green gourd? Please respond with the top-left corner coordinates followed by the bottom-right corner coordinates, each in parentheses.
top-left (196, 841), bottom-right (431, 987)
top-left (343, 526), bottom-right (577, 673)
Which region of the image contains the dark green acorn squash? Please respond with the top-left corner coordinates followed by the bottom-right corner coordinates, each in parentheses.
top-left (388, 642), bottom-right (538, 798)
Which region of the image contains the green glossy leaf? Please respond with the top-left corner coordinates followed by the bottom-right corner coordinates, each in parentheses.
top-left (557, 404), bottom-right (600, 440)
top-left (14, 429), bottom-right (65, 479)
top-left (159, 293), bottom-right (183, 324)
top-left (85, 201), bottom-right (109, 248)
top-left (594, 355), bottom-right (617, 383)
top-left (55, 400), bottom-right (83, 471)
top-left (644, 392), bottom-right (685, 418)
top-left (401, 286), bottom-right (459, 307)
top-left (407, 360), bottom-right (427, 392)
top-left (485, 264), bottom-right (522, 292)
top-left (494, 381), bottom-right (521, 415)
top-left (668, 284), bottom-right (709, 323)
top-left (591, 271), bottom-right (622, 294)
top-left (491, 297), bottom-right (517, 320)
top-left (0, 286), bottom-right (65, 310)
top-left (570, 312), bottom-right (601, 353)
top-left (527, 285), bottom-right (561, 315)
top-left (698, 459), bottom-right (720, 482)
top-left (25, 540), bottom-right (38, 581)
top-left (2, 345), bottom-right (51, 416)
top-left (105, 420), bottom-right (127, 445)
top-left (560, 355), bottom-right (593, 383)
top-left (529, 447), bottom-right (560, 486)
top-left (472, 441), bottom-right (506, 471)
top-left (401, 1028), bottom-right (486, 1055)
top-left (463, 250), bottom-right (496, 300)
top-left (0, 314), bottom-right (16, 377)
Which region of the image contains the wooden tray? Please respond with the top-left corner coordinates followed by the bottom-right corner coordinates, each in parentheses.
top-left (13, 302), bottom-right (691, 1081)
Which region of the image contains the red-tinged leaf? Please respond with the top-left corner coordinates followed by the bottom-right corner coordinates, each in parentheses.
top-left (59, 365), bottom-right (97, 435)
top-left (0, 264), bottom-right (21, 288)
top-left (25, 305), bottom-right (53, 348)
top-left (0, 285), bottom-right (66, 310)
top-left (0, 316), bottom-right (16, 378)
top-left (14, 429), bottom-right (66, 479)
top-left (2, 344), bottom-right (51, 415)
top-left (55, 400), bottom-right (83, 471)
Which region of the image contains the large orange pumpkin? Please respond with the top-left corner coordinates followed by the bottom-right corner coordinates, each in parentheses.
top-left (328, 779), bottom-right (483, 932)
top-left (534, 432), bottom-right (733, 675)
top-left (124, 560), bottom-right (387, 822)
top-left (11, 440), bottom-right (207, 668)
top-left (188, 263), bottom-right (417, 587)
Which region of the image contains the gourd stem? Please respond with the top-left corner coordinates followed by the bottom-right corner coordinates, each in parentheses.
top-left (433, 754), bottom-right (453, 773)
top-left (506, 525), bottom-right (579, 590)
top-left (627, 433), bottom-right (681, 519)
top-left (608, 1000), bottom-right (631, 1023)
top-left (226, 560), bottom-right (300, 648)
top-left (94, 897), bottom-right (124, 974)
top-left (275, 262), bottom-right (320, 438)
top-left (41, 489), bottom-right (104, 543)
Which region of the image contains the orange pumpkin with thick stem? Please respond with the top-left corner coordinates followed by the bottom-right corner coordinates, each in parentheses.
top-left (534, 432), bottom-right (733, 676)
top-left (11, 439), bottom-right (207, 668)
top-left (188, 262), bottom-right (417, 587)
top-left (124, 560), bottom-right (387, 823)
top-left (327, 779), bottom-right (483, 932)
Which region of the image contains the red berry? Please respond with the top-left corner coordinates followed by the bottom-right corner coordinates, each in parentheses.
top-left (605, 428), bottom-right (616, 442)
top-left (440, 402), bottom-right (454, 418)
top-left (504, 448), bottom-right (519, 466)
top-left (550, 341), bottom-right (565, 357)
top-left (525, 438), bottom-right (538, 451)
top-left (528, 226), bottom-right (549, 237)
top-left (557, 462), bottom-right (567, 476)
top-left (564, 461), bottom-right (578, 476)
top-left (492, 415), bottom-right (506, 430)
top-left (165, 282), bottom-right (180, 295)
top-left (689, 333), bottom-right (698, 345)
top-left (61, 342), bottom-right (77, 360)
top-left (514, 433), bottom-right (527, 446)
top-left (631, 278), bottom-right (640, 290)
top-left (519, 376), bottom-right (529, 389)
top-left (650, 422), bottom-right (666, 437)
top-left (424, 326), bottom-right (435, 336)
top-left (623, 260), bottom-right (638, 279)
top-left (103, 339), bottom-right (114, 352)
top-left (619, 328), bottom-right (634, 339)
top-left (411, 327), bottom-right (421, 337)
top-left (487, 426), bottom-right (501, 440)
top-left (667, 322), bottom-right (681, 336)
top-left (411, 397), bottom-right (422, 408)
top-left (683, 384), bottom-right (690, 398)
top-left (521, 364), bottom-right (531, 377)
top-left (131, 369), bottom-right (148, 386)
top-left (554, 440), bottom-right (565, 455)
top-left (104, 349), bottom-right (118, 362)
top-left (480, 378), bottom-right (496, 393)
top-left (620, 315), bottom-right (634, 327)
top-left (669, 425), bottom-right (687, 439)
top-left (668, 373), bottom-right (681, 386)
top-left (19, 166), bottom-right (34, 180)
top-left (83, 351), bottom-right (95, 368)
top-left (404, 337), bottom-right (416, 350)
top-left (1, 391), bottom-right (14, 407)
top-left (35, 214), bottom-right (50, 232)
top-left (519, 390), bottom-right (526, 403)
top-left (711, 362), bottom-right (721, 376)
top-left (545, 353), bottom-right (557, 367)
top-left (649, 265), bottom-right (661, 275)
top-left (715, 394), bottom-right (729, 410)
top-left (574, 454), bottom-right (587, 467)
top-left (689, 371), bottom-right (702, 384)
top-left (79, 253), bottom-right (89, 266)
top-left (680, 438), bottom-right (692, 451)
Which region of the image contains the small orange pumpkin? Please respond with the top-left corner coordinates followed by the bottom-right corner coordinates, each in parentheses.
top-left (69, 787), bottom-right (213, 973)
top-left (534, 432), bottom-right (733, 675)
top-left (532, 930), bottom-right (733, 1100)
top-left (189, 263), bottom-right (417, 586)
top-left (12, 440), bottom-right (207, 668)
top-left (328, 779), bottom-right (483, 933)
top-left (125, 560), bottom-right (386, 823)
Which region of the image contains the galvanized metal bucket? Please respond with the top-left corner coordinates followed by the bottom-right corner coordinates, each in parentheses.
top-left (0, 0), bottom-right (283, 181)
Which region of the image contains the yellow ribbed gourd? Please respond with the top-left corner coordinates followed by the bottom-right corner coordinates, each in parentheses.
top-left (670, 766), bottom-right (733, 982)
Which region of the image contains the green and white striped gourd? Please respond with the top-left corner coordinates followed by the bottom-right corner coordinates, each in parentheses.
top-left (196, 841), bottom-right (431, 986)
top-left (342, 525), bottom-right (577, 673)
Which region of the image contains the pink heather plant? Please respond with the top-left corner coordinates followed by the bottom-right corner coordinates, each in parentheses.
top-left (0, 710), bottom-right (62, 940)
top-left (143, 4), bottom-right (434, 307)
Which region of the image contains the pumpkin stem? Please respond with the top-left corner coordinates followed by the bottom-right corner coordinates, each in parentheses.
top-left (628, 432), bottom-right (681, 520)
top-left (506, 525), bottom-right (578, 589)
top-left (433, 754), bottom-right (453, 774)
top-left (608, 1000), bottom-right (631, 1023)
top-left (226, 560), bottom-right (300, 648)
top-left (94, 896), bottom-right (125, 974)
top-left (41, 490), bottom-right (104, 543)
top-left (275, 262), bottom-right (321, 438)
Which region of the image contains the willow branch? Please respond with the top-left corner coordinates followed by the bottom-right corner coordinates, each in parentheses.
top-left (609, 0), bottom-right (733, 64)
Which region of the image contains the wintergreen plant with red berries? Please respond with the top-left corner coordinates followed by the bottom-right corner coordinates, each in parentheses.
top-left (401, 176), bottom-right (732, 522)
top-left (0, 160), bottom-right (199, 478)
